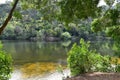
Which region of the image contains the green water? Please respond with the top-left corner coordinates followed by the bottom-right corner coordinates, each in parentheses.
top-left (2, 40), bottom-right (114, 65)
top-left (2, 40), bottom-right (69, 65)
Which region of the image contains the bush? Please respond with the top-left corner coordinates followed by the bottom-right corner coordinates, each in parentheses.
top-left (67, 39), bottom-right (112, 76)
top-left (61, 32), bottom-right (71, 40)
top-left (54, 27), bottom-right (63, 37)
top-left (0, 42), bottom-right (12, 80)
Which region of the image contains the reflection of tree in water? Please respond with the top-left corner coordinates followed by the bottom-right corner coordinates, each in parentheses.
top-left (90, 41), bottom-right (114, 56)
top-left (35, 42), bottom-right (68, 62)
top-left (2, 41), bottom-right (68, 64)
top-left (62, 41), bottom-right (71, 48)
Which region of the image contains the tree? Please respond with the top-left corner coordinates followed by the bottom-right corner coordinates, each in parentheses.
top-left (0, 0), bottom-right (120, 42)
top-left (59, 0), bottom-right (100, 22)
top-left (0, 0), bottom-right (100, 34)
top-left (91, 0), bottom-right (120, 45)
top-left (0, 0), bottom-right (60, 34)
top-left (59, 0), bottom-right (120, 50)
top-left (0, 0), bottom-right (19, 34)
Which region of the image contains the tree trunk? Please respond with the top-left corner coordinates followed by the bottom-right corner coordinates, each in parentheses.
top-left (0, 0), bottom-right (19, 35)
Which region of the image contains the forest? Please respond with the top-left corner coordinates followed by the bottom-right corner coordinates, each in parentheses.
top-left (0, 0), bottom-right (120, 80)
top-left (0, 1), bottom-right (108, 41)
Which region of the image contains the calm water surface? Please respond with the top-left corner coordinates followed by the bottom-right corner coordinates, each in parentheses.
top-left (2, 40), bottom-right (70, 80)
top-left (2, 40), bottom-right (69, 65)
top-left (2, 40), bottom-right (114, 65)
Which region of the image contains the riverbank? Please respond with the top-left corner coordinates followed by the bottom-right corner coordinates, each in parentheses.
top-left (65, 72), bottom-right (120, 80)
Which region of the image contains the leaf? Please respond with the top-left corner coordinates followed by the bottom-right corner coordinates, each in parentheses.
top-left (13, 11), bottom-right (22, 19)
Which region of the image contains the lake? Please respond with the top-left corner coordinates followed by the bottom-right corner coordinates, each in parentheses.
top-left (2, 40), bottom-right (69, 65)
top-left (2, 40), bottom-right (70, 80)
top-left (1, 40), bottom-right (115, 80)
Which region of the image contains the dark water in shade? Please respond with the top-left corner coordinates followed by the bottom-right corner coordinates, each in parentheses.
top-left (2, 40), bottom-right (69, 65)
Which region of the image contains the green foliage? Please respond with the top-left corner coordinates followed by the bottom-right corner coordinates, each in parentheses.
top-left (91, 18), bottom-right (103, 32)
top-left (20, 0), bottom-right (60, 21)
top-left (18, 0), bottom-right (120, 46)
top-left (61, 32), bottom-right (71, 41)
top-left (0, 42), bottom-right (12, 80)
top-left (59, 0), bottom-right (99, 22)
top-left (54, 27), bottom-right (63, 37)
top-left (112, 41), bottom-right (120, 57)
top-left (13, 10), bottom-right (22, 19)
top-left (91, 15), bottom-right (113, 33)
top-left (115, 64), bottom-right (120, 72)
top-left (67, 39), bottom-right (112, 76)
top-left (20, 0), bottom-right (48, 9)
top-left (106, 26), bottom-right (120, 42)
top-left (19, 0), bottom-right (100, 22)
top-left (0, 2), bottom-right (106, 41)
top-left (2, 23), bottom-right (15, 39)
top-left (57, 65), bottom-right (64, 76)
top-left (105, 0), bottom-right (114, 6)
top-left (91, 9), bottom-right (120, 55)
top-left (37, 30), bottom-right (45, 40)
top-left (57, 65), bottom-right (66, 80)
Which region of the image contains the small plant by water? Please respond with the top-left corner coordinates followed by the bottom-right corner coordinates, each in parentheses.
top-left (0, 41), bottom-right (12, 80)
top-left (57, 65), bottom-right (65, 79)
top-left (67, 39), bottom-right (120, 76)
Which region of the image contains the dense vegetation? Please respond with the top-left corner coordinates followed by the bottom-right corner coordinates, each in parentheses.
top-left (68, 39), bottom-right (120, 76)
top-left (0, 42), bottom-right (12, 80)
top-left (0, 0), bottom-right (120, 42)
top-left (0, 4), bottom-right (108, 41)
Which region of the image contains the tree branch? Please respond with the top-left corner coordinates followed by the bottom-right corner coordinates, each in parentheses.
top-left (0, 0), bottom-right (19, 35)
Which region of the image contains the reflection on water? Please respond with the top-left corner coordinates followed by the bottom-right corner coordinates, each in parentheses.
top-left (2, 40), bottom-right (69, 80)
top-left (2, 40), bottom-right (115, 80)
top-left (90, 41), bottom-right (114, 56)
top-left (2, 40), bottom-right (114, 64)
top-left (2, 41), bottom-right (68, 64)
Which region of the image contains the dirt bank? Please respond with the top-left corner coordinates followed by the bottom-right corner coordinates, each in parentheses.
top-left (65, 72), bottom-right (120, 80)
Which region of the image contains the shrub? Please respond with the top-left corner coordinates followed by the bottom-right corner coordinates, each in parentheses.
top-left (54, 27), bottom-right (63, 37)
top-left (67, 39), bottom-right (112, 76)
top-left (0, 42), bottom-right (12, 80)
top-left (61, 32), bottom-right (71, 40)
